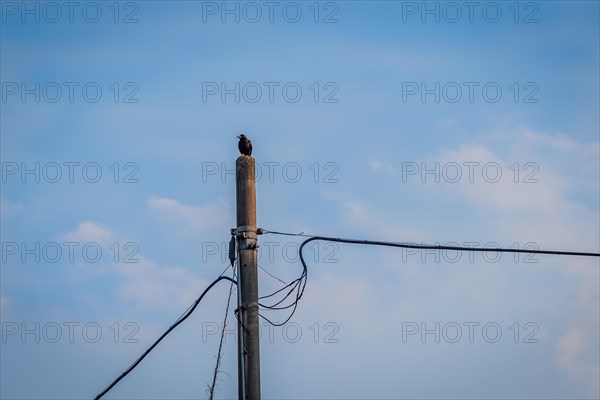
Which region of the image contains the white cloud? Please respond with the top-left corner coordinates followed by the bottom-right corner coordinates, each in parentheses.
top-left (148, 196), bottom-right (233, 233)
top-left (557, 329), bottom-right (600, 397)
top-left (369, 159), bottom-right (383, 172)
top-left (438, 128), bottom-right (598, 199)
top-left (516, 128), bottom-right (600, 192)
top-left (53, 220), bottom-right (223, 314)
top-left (341, 200), bottom-right (430, 242)
top-left (296, 273), bottom-right (385, 330)
top-left (56, 219), bottom-right (223, 310)
top-left (436, 143), bottom-right (568, 213)
top-left (518, 128), bottom-right (599, 156)
top-left (58, 221), bottom-right (113, 244)
top-left (434, 130), bottom-right (599, 397)
top-left (339, 130), bottom-right (599, 397)
top-left (0, 196), bottom-right (24, 218)
top-left (436, 116), bottom-right (456, 127)
top-left (0, 296), bottom-right (12, 319)
top-left (368, 159), bottom-right (398, 175)
top-left (427, 130), bottom-right (599, 249)
top-left (112, 256), bottom-right (211, 310)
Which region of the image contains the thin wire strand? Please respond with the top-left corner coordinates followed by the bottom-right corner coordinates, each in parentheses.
top-left (208, 266), bottom-right (237, 400)
top-left (218, 263), bottom-right (232, 278)
top-left (258, 264), bottom-right (288, 285)
top-left (261, 229), bottom-right (311, 237)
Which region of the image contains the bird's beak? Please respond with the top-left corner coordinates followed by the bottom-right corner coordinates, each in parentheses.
top-left (237, 135), bottom-right (241, 139)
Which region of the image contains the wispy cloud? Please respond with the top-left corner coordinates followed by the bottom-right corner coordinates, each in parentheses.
top-left (58, 220), bottom-right (114, 244)
top-left (341, 200), bottom-right (430, 242)
top-left (0, 195), bottom-right (24, 219)
top-left (112, 255), bottom-right (211, 310)
top-left (148, 196), bottom-right (233, 233)
top-left (0, 296), bottom-right (12, 320)
top-left (557, 329), bottom-right (600, 398)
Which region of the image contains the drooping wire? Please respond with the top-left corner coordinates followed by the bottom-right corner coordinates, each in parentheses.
top-left (257, 232), bottom-right (308, 326)
top-left (94, 275), bottom-right (237, 400)
top-left (257, 229), bottom-right (600, 327)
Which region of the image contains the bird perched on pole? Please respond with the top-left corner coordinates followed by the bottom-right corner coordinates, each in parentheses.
top-left (237, 134), bottom-right (253, 156)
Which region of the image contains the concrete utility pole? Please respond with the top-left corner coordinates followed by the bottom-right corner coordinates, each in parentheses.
top-left (234, 155), bottom-right (261, 400)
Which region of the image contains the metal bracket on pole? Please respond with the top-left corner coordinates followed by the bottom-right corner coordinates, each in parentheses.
top-left (231, 226), bottom-right (264, 238)
top-left (232, 227), bottom-right (262, 250)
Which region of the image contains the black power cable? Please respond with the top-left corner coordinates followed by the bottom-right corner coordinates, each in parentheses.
top-left (258, 229), bottom-right (600, 327)
top-left (95, 229), bottom-right (599, 398)
top-left (297, 235), bottom-right (600, 258)
top-left (95, 275), bottom-right (237, 400)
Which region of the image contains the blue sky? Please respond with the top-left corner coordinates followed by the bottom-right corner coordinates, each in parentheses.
top-left (1, 1), bottom-right (599, 399)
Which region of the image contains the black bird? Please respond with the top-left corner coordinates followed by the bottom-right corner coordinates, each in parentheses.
top-left (237, 134), bottom-right (252, 156)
